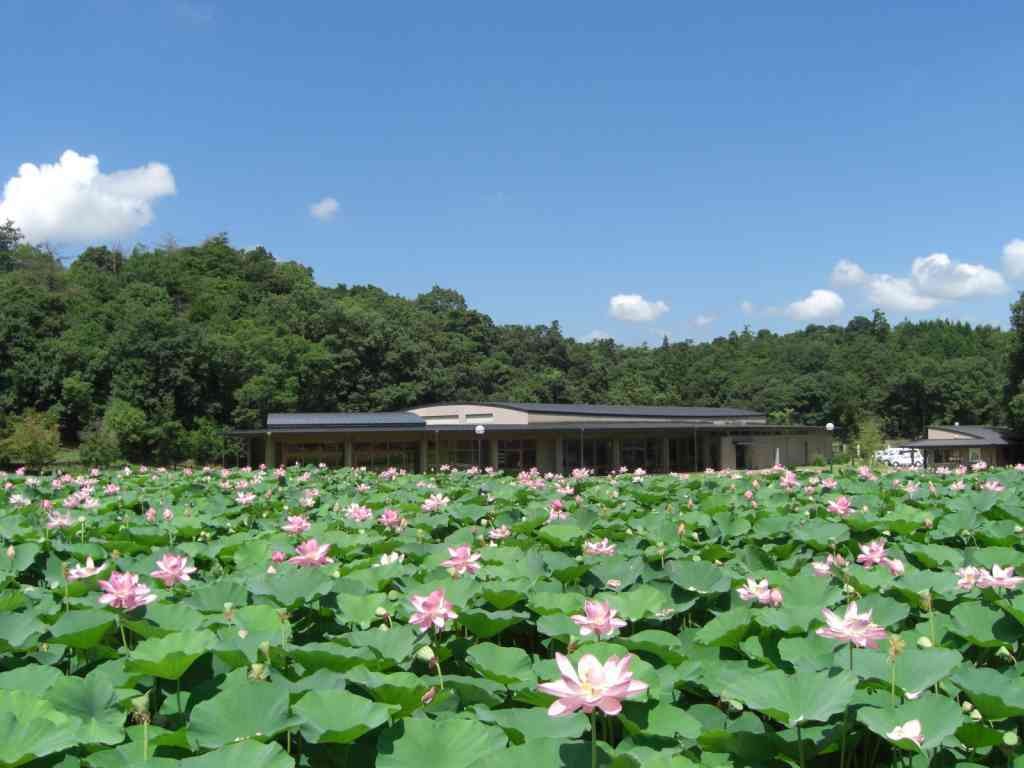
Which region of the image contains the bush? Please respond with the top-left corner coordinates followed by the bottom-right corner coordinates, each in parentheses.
top-left (78, 421), bottom-right (122, 467)
top-left (0, 411), bottom-right (61, 468)
top-left (181, 418), bottom-right (229, 463)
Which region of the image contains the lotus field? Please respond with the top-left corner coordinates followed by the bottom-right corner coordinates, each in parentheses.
top-left (2, 462), bottom-right (1024, 768)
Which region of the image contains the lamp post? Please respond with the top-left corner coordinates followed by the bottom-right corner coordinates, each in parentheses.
top-left (475, 424), bottom-right (486, 469)
top-left (825, 422), bottom-right (835, 474)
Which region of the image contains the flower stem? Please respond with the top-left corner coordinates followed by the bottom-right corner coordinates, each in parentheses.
top-left (434, 647), bottom-right (444, 690)
top-left (590, 711), bottom-right (597, 768)
top-left (119, 620), bottom-right (129, 652)
top-left (797, 722), bottom-right (805, 768)
top-left (840, 643), bottom-right (853, 768)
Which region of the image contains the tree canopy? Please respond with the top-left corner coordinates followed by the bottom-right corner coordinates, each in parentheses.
top-left (0, 222), bottom-right (1015, 462)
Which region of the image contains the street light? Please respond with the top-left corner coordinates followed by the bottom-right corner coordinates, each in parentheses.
top-left (825, 423), bottom-right (835, 474)
top-left (475, 424), bottom-right (486, 469)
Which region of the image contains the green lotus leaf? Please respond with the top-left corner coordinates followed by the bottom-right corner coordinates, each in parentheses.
top-left (293, 688), bottom-right (395, 744)
top-left (718, 667), bottom-right (858, 725)
top-left (0, 711), bottom-right (83, 767)
top-left (377, 717), bottom-right (508, 768)
top-left (951, 666), bottom-right (1024, 719)
top-left (667, 560), bottom-right (732, 594)
top-left (857, 693), bottom-right (963, 751)
top-left (47, 673), bottom-right (124, 745)
top-left (467, 642), bottom-right (537, 686)
top-left (187, 680), bottom-right (295, 749)
top-left (127, 629), bottom-right (216, 680)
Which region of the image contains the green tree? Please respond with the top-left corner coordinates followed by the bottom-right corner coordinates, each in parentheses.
top-left (0, 410), bottom-right (60, 467)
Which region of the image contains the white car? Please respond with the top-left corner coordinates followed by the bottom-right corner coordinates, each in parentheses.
top-left (877, 448), bottom-right (922, 468)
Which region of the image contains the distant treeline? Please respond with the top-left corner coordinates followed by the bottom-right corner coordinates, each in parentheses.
top-left (1, 220), bottom-right (1020, 464)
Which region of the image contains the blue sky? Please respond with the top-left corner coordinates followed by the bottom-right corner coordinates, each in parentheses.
top-left (3, 1), bottom-right (1023, 344)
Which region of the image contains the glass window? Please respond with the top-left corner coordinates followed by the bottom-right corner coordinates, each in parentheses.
top-left (498, 439), bottom-right (537, 470)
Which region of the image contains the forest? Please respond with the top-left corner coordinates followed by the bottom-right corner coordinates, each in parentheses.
top-left (1, 220), bottom-right (1021, 464)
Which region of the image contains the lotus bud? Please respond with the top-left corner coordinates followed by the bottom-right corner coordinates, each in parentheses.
top-left (387, 590), bottom-right (400, 601)
top-left (421, 686), bottom-right (437, 705)
top-left (887, 635), bottom-right (906, 662)
top-left (258, 640), bottom-right (271, 659)
top-left (970, 708), bottom-right (983, 721)
top-left (1003, 731), bottom-right (1019, 747)
top-left (223, 603), bottom-right (235, 621)
top-left (726, 699), bottom-right (744, 713)
top-left (916, 636), bottom-right (933, 648)
top-left (238, 629), bottom-right (249, 639)
top-left (962, 701), bottom-right (974, 713)
top-left (415, 645), bottom-right (436, 662)
top-left (374, 607), bottom-right (389, 617)
top-left (996, 646), bottom-right (1013, 660)
top-left (248, 663), bottom-right (268, 681)
top-left (677, 522), bottom-right (686, 536)
top-left (5, 545), bottom-right (14, 559)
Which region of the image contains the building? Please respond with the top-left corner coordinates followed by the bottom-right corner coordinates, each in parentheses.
top-left (229, 402), bottom-right (831, 473)
top-left (900, 425), bottom-right (1022, 467)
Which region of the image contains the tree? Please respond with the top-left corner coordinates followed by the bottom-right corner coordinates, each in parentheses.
top-left (0, 411), bottom-right (60, 467)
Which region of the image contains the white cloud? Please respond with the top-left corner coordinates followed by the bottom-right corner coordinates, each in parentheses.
top-left (609, 293), bottom-right (669, 323)
top-left (909, 252), bottom-right (1005, 299)
top-left (739, 300), bottom-right (755, 315)
top-left (309, 196), bottom-right (340, 221)
top-left (831, 259), bottom-right (867, 287)
top-left (691, 313), bottom-right (715, 328)
top-left (786, 289), bottom-right (845, 321)
top-left (829, 252), bottom-right (1005, 313)
top-left (1002, 239), bottom-right (1024, 280)
top-left (0, 150), bottom-right (175, 243)
top-left (581, 329), bottom-right (612, 342)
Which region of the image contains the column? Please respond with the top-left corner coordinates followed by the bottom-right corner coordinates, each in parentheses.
top-left (660, 436), bottom-right (671, 473)
top-left (418, 437), bottom-right (428, 473)
top-left (554, 437), bottom-right (564, 475)
top-left (265, 434), bottom-right (276, 467)
top-left (344, 440), bottom-right (353, 468)
top-left (611, 438), bottom-right (622, 470)
top-left (488, 440), bottom-right (499, 470)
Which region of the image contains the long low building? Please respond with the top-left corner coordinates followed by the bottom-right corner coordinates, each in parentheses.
top-left (900, 424), bottom-right (1022, 467)
top-left (229, 402), bottom-right (831, 473)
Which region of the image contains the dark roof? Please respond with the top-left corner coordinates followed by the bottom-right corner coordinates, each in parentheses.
top-left (242, 420), bottom-right (820, 436)
top-left (900, 424), bottom-right (1017, 449)
top-left (267, 412), bottom-right (425, 428)
top-left (465, 402), bottom-right (765, 419)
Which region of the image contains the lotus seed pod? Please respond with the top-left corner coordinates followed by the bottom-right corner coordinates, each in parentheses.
top-left (374, 606), bottom-right (389, 617)
top-left (970, 709), bottom-right (983, 721)
top-left (916, 636), bottom-right (932, 648)
top-left (416, 645), bottom-right (436, 662)
top-left (258, 640), bottom-right (271, 658)
top-left (1003, 731), bottom-right (1019, 747)
top-left (387, 590), bottom-right (400, 600)
top-left (131, 694), bottom-right (150, 716)
top-left (248, 663), bottom-right (268, 681)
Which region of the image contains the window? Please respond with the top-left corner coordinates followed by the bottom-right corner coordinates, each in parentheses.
top-left (498, 439), bottom-right (537, 470)
top-left (440, 439), bottom-right (481, 468)
top-left (969, 448), bottom-right (981, 461)
top-left (466, 412), bottom-right (494, 423)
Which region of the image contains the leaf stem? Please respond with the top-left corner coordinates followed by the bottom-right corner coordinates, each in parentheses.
top-left (590, 711), bottom-right (597, 768)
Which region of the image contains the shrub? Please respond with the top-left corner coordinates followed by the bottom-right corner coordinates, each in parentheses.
top-left (78, 421), bottom-right (122, 467)
top-left (0, 410), bottom-right (60, 468)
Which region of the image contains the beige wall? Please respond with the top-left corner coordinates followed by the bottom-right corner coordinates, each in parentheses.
top-left (409, 404), bottom-right (529, 425)
top-left (927, 428), bottom-right (970, 440)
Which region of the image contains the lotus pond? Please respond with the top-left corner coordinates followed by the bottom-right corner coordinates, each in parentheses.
top-left (1, 463), bottom-right (1023, 767)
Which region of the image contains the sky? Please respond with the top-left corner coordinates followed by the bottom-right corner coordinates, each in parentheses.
top-left (3, 1), bottom-right (1023, 345)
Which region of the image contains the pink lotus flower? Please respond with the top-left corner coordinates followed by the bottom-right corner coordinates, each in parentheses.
top-left (538, 652), bottom-right (648, 717)
top-left (378, 508), bottom-right (406, 531)
top-left (956, 565), bottom-right (982, 590)
top-left (441, 545), bottom-right (481, 577)
top-left (571, 600), bottom-right (627, 638)
top-left (857, 465), bottom-right (876, 481)
top-left (736, 578), bottom-right (783, 607)
top-left (346, 503), bottom-right (373, 522)
top-left (488, 524), bottom-right (511, 541)
top-left (150, 554), bottom-right (197, 587)
top-left (816, 602), bottom-right (888, 649)
top-left (408, 589), bottom-right (458, 633)
top-left (982, 480), bottom-right (1004, 492)
top-left (547, 500), bottom-right (569, 522)
top-left (812, 553), bottom-right (848, 577)
top-left (977, 564), bottom-right (1023, 590)
top-left (827, 496), bottom-right (853, 517)
top-left (584, 538), bottom-right (616, 556)
top-left (887, 719), bottom-right (924, 746)
top-left (883, 557), bottom-right (905, 576)
top-left (271, 550), bottom-right (287, 563)
top-left (779, 471), bottom-right (799, 490)
top-left (287, 539), bottom-right (334, 567)
top-left (98, 571), bottom-right (157, 611)
top-left (856, 539), bottom-right (888, 567)
top-left (235, 491), bottom-right (256, 506)
top-left (821, 477), bottom-right (838, 490)
top-left (281, 515), bottom-right (311, 534)
top-left (421, 493), bottom-right (450, 512)
top-left (46, 510), bottom-right (74, 529)
top-left (68, 556), bottom-right (107, 581)
top-left (376, 551), bottom-right (405, 567)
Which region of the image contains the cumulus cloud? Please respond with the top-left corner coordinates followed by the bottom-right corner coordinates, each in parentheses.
top-left (309, 196), bottom-right (340, 221)
top-left (909, 252), bottom-right (1005, 299)
top-left (0, 150), bottom-right (175, 243)
top-left (786, 289), bottom-right (845, 321)
top-left (691, 313), bottom-right (715, 328)
top-left (1002, 239), bottom-right (1024, 280)
top-left (609, 293), bottom-right (669, 323)
top-left (739, 300), bottom-right (755, 315)
top-left (830, 252), bottom-right (1006, 313)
